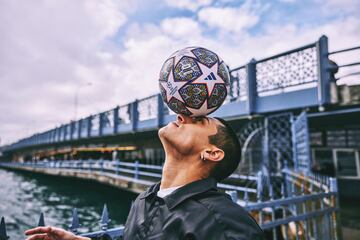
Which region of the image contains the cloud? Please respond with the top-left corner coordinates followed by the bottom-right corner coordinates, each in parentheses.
top-left (320, 0), bottom-right (360, 15)
top-left (197, 1), bottom-right (265, 34)
top-left (278, 0), bottom-right (296, 3)
top-left (0, 0), bottom-right (132, 144)
top-left (161, 17), bottom-right (202, 39)
top-left (164, 0), bottom-right (212, 11)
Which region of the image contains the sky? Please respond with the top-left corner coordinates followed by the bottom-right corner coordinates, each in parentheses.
top-left (0, 0), bottom-right (359, 145)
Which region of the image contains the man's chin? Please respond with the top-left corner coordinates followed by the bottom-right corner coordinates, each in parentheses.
top-left (158, 127), bottom-right (173, 151)
top-left (158, 127), bottom-right (165, 138)
top-left (159, 125), bottom-right (176, 143)
top-left (158, 125), bottom-right (169, 139)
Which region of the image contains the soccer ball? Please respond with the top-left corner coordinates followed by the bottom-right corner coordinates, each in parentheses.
top-left (159, 47), bottom-right (230, 117)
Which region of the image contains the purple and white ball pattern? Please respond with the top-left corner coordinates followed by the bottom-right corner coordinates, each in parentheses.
top-left (159, 47), bottom-right (230, 117)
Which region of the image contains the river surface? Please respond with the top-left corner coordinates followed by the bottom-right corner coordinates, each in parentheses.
top-left (0, 168), bottom-right (137, 239)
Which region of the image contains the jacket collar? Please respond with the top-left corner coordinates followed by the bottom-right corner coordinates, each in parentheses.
top-left (140, 178), bottom-right (218, 210)
top-left (140, 182), bottom-right (161, 199)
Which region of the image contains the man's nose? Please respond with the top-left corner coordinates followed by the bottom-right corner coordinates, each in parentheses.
top-left (176, 114), bottom-right (192, 124)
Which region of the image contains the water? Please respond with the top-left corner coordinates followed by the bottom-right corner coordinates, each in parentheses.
top-left (0, 168), bottom-right (137, 239)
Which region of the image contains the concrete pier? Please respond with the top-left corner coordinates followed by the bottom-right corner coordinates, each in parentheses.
top-left (0, 165), bottom-right (154, 194)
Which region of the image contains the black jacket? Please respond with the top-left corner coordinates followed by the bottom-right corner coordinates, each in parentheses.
top-left (123, 178), bottom-right (265, 240)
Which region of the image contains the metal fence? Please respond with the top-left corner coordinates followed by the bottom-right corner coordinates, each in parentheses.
top-left (0, 160), bottom-right (258, 196)
top-left (241, 169), bottom-right (341, 240)
top-left (0, 205), bottom-right (124, 240)
top-left (0, 161), bottom-right (341, 240)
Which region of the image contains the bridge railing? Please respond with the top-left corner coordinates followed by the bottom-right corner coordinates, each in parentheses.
top-left (2, 35), bottom-right (334, 152)
top-left (241, 168), bottom-right (341, 240)
top-left (1, 160), bottom-right (258, 195)
top-left (229, 42), bottom-right (318, 101)
top-left (0, 161), bottom-right (341, 240)
top-left (0, 204), bottom-right (125, 240)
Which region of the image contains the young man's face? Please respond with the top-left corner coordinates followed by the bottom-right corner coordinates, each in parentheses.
top-left (158, 114), bottom-right (220, 157)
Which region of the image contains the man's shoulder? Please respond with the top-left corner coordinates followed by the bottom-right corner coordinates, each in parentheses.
top-left (194, 190), bottom-right (250, 217)
top-left (191, 190), bottom-right (265, 238)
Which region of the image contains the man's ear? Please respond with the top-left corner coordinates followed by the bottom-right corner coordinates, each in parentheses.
top-left (202, 147), bottom-right (224, 162)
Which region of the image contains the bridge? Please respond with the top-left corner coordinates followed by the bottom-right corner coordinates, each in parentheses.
top-left (1, 35), bottom-right (359, 183)
top-left (0, 35), bottom-right (359, 239)
top-left (0, 36), bottom-right (338, 154)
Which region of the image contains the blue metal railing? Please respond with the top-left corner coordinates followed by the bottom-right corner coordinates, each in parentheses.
top-left (1, 36), bottom-right (335, 153)
top-left (328, 44), bottom-right (360, 81)
top-left (0, 205), bottom-right (124, 240)
top-left (0, 160), bottom-right (258, 196)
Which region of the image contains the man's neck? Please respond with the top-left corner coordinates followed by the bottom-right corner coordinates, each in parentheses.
top-left (160, 156), bottom-right (206, 190)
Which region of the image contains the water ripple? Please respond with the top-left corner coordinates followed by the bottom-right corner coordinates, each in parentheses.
top-left (0, 169), bottom-right (137, 239)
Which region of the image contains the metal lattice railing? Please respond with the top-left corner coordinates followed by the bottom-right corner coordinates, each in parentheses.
top-left (65, 124), bottom-right (71, 141)
top-left (103, 110), bottom-right (114, 129)
top-left (72, 121), bottom-right (79, 139)
top-left (256, 45), bottom-right (318, 96)
top-left (118, 104), bottom-right (130, 124)
top-left (138, 94), bottom-right (158, 121)
top-left (80, 119), bottom-right (89, 138)
top-left (266, 113), bottom-right (294, 174)
top-left (229, 66), bottom-right (248, 101)
top-left (91, 114), bottom-right (101, 136)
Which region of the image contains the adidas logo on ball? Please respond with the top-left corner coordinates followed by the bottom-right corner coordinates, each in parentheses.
top-left (204, 72), bottom-right (217, 81)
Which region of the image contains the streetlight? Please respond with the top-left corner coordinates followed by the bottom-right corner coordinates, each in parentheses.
top-left (74, 82), bottom-right (92, 121)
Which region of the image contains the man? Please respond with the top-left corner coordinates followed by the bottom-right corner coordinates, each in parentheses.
top-left (25, 114), bottom-right (264, 240)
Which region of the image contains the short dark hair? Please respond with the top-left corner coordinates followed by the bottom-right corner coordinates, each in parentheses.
top-left (208, 117), bottom-right (241, 181)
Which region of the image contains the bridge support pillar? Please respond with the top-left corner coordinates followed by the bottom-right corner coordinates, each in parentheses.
top-left (131, 100), bottom-right (139, 132)
top-left (77, 119), bottom-right (82, 139)
top-left (157, 94), bottom-right (164, 128)
top-left (317, 35), bottom-right (331, 107)
top-left (87, 116), bottom-right (92, 138)
top-left (246, 58), bottom-right (257, 115)
top-left (99, 113), bottom-right (104, 136)
top-left (113, 106), bottom-right (119, 134)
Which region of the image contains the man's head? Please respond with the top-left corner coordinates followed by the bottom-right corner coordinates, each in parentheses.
top-left (158, 114), bottom-right (241, 181)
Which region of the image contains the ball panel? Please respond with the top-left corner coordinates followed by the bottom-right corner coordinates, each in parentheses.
top-left (159, 57), bottom-right (174, 82)
top-left (179, 84), bottom-right (207, 109)
top-left (207, 84), bottom-right (227, 109)
top-left (191, 48), bottom-right (219, 68)
top-left (173, 56), bottom-right (202, 82)
top-left (159, 82), bottom-right (168, 103)
top-left (168, 97), bottom-right (192, 115)
top-left (169, 47), bottom-right (196, 59)
top-left (218, 61), bottom-right (230, 86)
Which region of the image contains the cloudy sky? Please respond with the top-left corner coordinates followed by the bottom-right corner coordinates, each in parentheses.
top-left (0, 0), bottom-right (359, 145)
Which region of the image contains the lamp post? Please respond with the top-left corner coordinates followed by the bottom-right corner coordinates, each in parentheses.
top-left (74, 82), bottom-right (92, 121)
